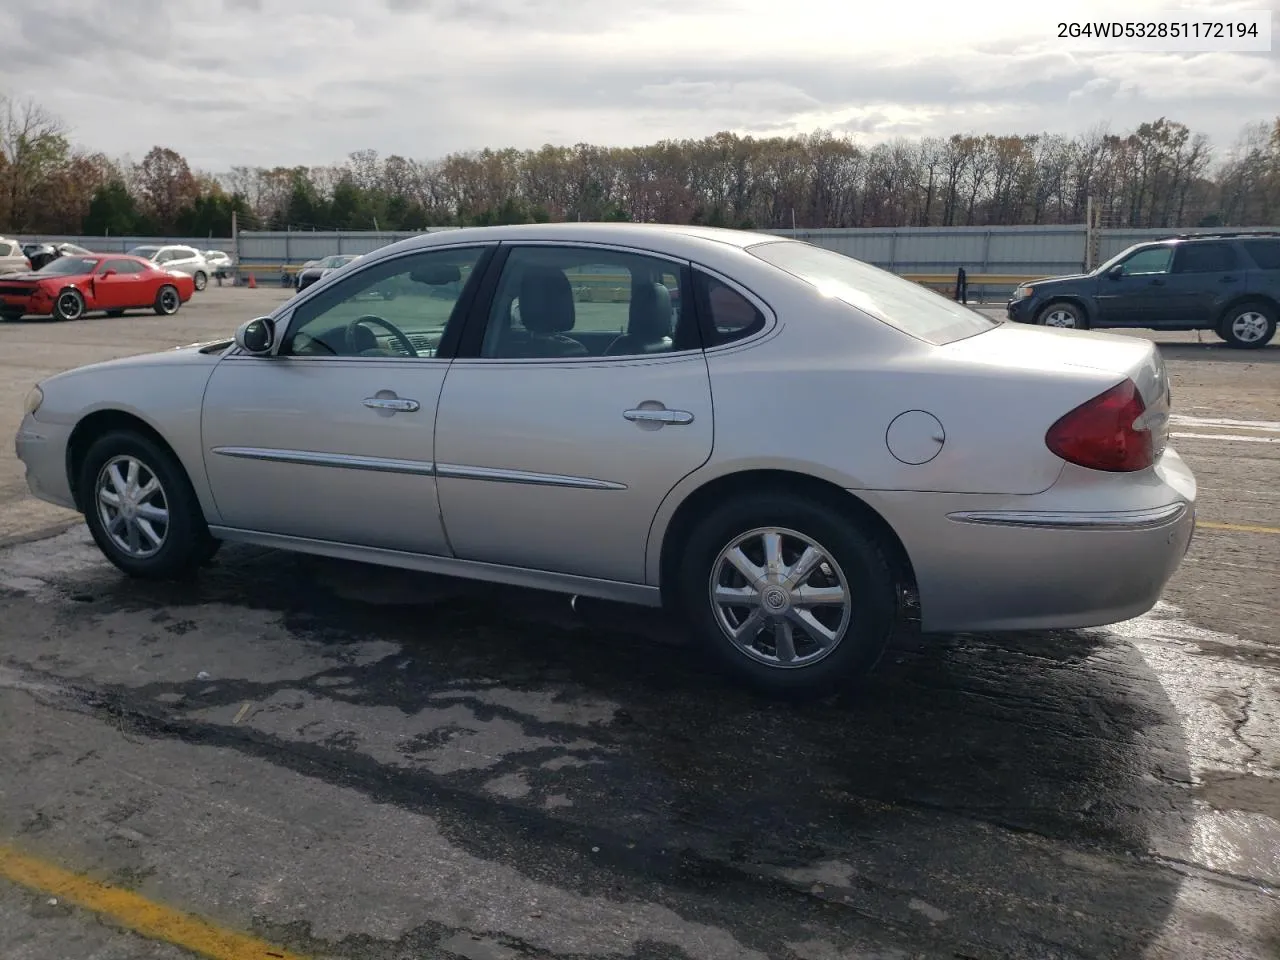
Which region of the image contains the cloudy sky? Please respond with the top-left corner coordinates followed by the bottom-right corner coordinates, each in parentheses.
top-left (1, 0), bottom-right (1276, 171)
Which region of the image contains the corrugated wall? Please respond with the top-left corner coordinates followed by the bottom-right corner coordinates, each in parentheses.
top-left (14, 226), bottom-right (1278, 281)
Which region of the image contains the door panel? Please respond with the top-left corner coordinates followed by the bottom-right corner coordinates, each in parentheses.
top-left (1094, 245), bottom-right (1174, 326)
top-left (94, 260), bottom-right (144, 309)
top-left (435, 242), bottom-right (709, 585)
top-left (200, 243), bottom-right (492, 554)
top-left (202, 357), bottom-right (450, 553)
top-left (435, 355), bottom-right (713, 583)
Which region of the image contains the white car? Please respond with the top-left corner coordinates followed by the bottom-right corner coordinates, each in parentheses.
top-left (203, 250), bottom-right (234, 278)
top-left (128, 245), bottom-right (212, 292)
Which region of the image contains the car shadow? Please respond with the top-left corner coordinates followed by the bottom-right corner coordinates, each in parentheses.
top-left (1152, 340), bottom-right (1279, 363)
top-left (57, 543), bottom-right (1197, 959)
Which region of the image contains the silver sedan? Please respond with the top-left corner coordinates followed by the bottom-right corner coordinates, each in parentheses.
top-left (14, 223), bottom-right (1197, 696)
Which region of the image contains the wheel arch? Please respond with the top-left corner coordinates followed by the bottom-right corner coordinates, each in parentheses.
top-left (66, 409), bottom-right (186, 512)
top-left (1217, 294), bottom-right (1278, 327)
top-left (654, 468), bottom-right (917, 611)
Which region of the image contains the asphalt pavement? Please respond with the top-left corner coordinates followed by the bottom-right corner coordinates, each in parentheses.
top-left (0, 288), bottom-right (1277, 959)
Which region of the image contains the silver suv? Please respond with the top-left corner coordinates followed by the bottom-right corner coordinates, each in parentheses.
top-left (0, 237), bottom-right (31, 276)
top-left (128, 245), bottom-right (211, 291)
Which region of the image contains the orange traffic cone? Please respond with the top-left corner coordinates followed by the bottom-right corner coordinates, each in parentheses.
top-left (247, 273), bottom-right (256, 289)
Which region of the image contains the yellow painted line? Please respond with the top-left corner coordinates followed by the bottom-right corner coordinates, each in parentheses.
top-left (0, 844), bottom-right (309, 960)
top-left (1197, 520), bottom-right (1280, 535)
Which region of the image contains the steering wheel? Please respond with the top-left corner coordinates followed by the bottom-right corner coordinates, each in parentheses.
top-left (343, 315), bottom-right (418, 358)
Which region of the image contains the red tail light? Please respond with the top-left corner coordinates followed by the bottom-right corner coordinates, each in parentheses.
top-left (1045, 378), bottom-right (1154, 472)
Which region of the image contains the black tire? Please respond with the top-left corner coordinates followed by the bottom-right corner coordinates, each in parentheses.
top-left (105, 309), bottom-right (125, 318)
top-left (53, 288), bottom-right (85, 321)
top-left (193, 271), bottom-right (208, 292)
top-left (154, 284), bottom-right (180, 316)
top-left (1217, 301), bottom-right (1276, 349)
top-left (1036, 300), bottom-right (1086, 330)
top-left (79, 430), bottom-right (217, 580)
top-left (1, 311), bottom-right (22, 322)
top-left (677, 492), bottom-right (898, 698)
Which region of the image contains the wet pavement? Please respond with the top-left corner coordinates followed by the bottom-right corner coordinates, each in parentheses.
top-left (1, 291), bottom-right (1278, 958)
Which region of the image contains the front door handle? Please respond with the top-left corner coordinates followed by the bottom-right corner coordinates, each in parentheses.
top-left (363, 396), bottom-right (420, 412)
top-left (1220, 275), bottom-right (1238, 283)
top-left (624, 407), bottom-right (694, 425)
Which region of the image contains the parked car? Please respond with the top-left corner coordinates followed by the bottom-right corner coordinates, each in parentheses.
top-left (0, 237), bottom-right (32, 275)
top-left (127, 244), bottom-right (211, 291)
top-left (21, 241), bottom-right (92, 271)
top-left (1007, 232), bottom-right (1280, 348)
top-left (204, 250), bottom-right (234, 279)
top-left (294, 254), bottom-right (362, 292)
top-left (14, 223), bottom-right (1196, 696)
top-left (0, 253), bottom-right (194, 321)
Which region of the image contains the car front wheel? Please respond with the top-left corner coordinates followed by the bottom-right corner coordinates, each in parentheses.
top-left (1218, 302), bottom-right (1277, 349)
top-left (1036, 300), bottom-right (1085, 329)
top-left (53, 289), bottom-right (85, 321)
top-left (678, 492), bottom-right (897, 697)
top-left (79, 430), bottom-right (217, 579)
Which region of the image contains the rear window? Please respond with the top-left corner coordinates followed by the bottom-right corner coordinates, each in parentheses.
top-left (1241, 239), bottom-right (1280, 270)
top-left (748, 240), bottom-right (996, 345)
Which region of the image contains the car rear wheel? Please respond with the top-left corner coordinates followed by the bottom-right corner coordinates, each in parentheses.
top-left (79, 430), bottom-right (218, 580)
top-left (678, 492), bottom-right (897, 698)
top-left (1218, 302), bottom-right (1277, 349)
top-left (154, 284), bottom-right (180, 316)
top-left (53, 289), bottom-right (85, 321)
top-left (1036, 300), bottom-right (1085, 329)
top-left (193, 271), bottom-right (207, 292)
top-left (1, 311), bottom-right (22, 322)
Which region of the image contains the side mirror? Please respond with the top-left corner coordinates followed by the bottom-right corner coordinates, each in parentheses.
top-left (1107, 265), bottom-right (1125, 280)
top-left (235, 317), bottom-right (275, 355)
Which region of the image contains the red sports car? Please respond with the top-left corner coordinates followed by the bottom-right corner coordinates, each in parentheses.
top-left (0, 254), bottom-right (195, 322)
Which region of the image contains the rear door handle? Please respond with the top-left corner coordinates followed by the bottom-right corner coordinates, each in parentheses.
top-left (624, 407), bottom-right (694, 425)
top-left (1220, 275), bottom-right (1238, 282)
top-left (363, 396), bottom-right (420, 412)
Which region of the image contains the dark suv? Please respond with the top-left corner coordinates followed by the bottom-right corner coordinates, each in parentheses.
top-left (1006, 234), bottom-right (1280, 348)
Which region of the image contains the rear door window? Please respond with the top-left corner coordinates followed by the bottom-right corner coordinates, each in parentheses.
top-left (1240, 240), bottom-right (1280, 270)
top-left (1171, 243), bottom-right (1238, 274)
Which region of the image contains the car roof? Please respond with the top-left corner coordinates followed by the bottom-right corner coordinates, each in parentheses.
top-left (360, 222), bottom-right (791, 267)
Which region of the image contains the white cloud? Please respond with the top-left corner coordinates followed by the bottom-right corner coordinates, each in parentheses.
top-left (0, 0), bottom-right (1275, 171)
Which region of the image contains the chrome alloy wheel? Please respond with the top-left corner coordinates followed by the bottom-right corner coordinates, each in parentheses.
top-left (1230, 310), bottom-right (1269, 343)
top-left (95, 455), bottom-right (169, 559)
top-left (708, 526), bottom-right (853, 668)
top-left (1041, 307), bottom-right (1078, 327)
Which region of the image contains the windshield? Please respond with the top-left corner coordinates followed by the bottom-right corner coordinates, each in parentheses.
top-left (36, 257), bottom-right (99, 276)
top-left (748, 240), bottom-right (998, 345)
top-left (128, 246), bottom-right (160, 259)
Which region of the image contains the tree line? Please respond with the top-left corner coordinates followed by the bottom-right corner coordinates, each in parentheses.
top-left (2, 93), bottom-right (1278, 238)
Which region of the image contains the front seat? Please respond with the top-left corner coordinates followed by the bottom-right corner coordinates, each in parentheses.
top-left (605, 282), bottom-right (673, 355)
top-left (514, 268), bottom-right (588, 358)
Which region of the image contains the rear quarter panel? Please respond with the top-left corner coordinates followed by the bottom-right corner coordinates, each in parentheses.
top-left (644, 292), bottom-right (1141, 585)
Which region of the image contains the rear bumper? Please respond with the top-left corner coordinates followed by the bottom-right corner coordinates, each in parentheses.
top-left (860, 450), bottom-right (1197, 632)
top-left (14, 415), bottom-right (76, 510)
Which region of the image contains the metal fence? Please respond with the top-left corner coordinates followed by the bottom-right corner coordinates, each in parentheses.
top-left (13, 225), bottom-right (1279, 297)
